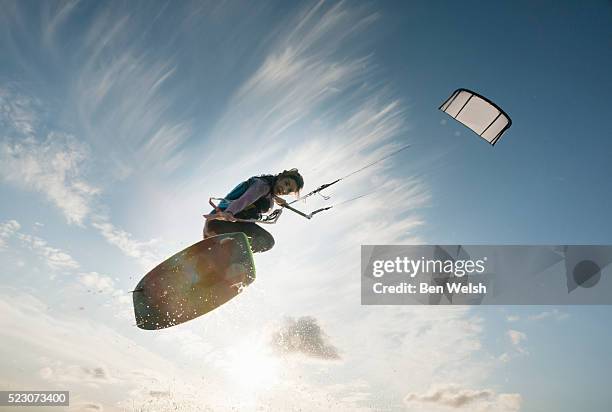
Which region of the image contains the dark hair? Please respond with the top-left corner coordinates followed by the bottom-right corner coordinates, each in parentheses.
top-left (277, 168), bottom-right (304, 190)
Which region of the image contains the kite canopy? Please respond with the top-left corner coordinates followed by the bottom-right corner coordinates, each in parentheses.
top-left (439, 88), bottom-right (512, 146)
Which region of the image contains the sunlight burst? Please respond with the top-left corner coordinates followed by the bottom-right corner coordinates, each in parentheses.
top-left (225, 340), bottom-right (281, 392)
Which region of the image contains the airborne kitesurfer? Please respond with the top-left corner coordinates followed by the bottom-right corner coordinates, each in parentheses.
top-left (203, 169), bottom-right (304, 253)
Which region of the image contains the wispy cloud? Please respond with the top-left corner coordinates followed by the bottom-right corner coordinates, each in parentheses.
top-left (403, 384), bottom-right (522, 412)
top-left (204, 2), bottom-right (387, 163)
top-left (0, 219), bottom-right (21, 249)
top-left (78, 272), bottom-right (119, 296)
top-left (69, 3), bottom-right (191, 177)
top-left (528, 309), bottom-right (568, 322)
top-left (0, 220), bottom-right (131, 317)
top-left (0, 131), bottom-right (100, 226)
top-left (0, 86), bottom-right (103, 225)
top-left (0, 87), bottom-right (40, 136)
top-left (1, 220), bottom-right (79, 271)
top-left (16, 231), bottom-right (80, 271)
top-left (90, 220), bottom-right (162, 270)
top-left (4, 1), bottom-right (194, 178)
top-left (0, 85), bottom-right (166, 268)
top-left (42, 0), bottom-right (82, 49)
top-left (505, 309), bottom-right (569, 325)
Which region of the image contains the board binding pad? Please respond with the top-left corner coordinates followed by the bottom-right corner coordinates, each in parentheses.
top-left (133, 232), bottom-right (255, 330)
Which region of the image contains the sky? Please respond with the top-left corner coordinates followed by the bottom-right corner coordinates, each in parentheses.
top-left (1, 0), bottom-right (611, 411)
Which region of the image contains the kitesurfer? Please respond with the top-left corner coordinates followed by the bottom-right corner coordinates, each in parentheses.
top-left (203, 169), bottom-right (304, 253)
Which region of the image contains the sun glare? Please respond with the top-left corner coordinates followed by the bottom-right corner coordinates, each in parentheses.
top-left (225, 340), bottom-right (281, 392)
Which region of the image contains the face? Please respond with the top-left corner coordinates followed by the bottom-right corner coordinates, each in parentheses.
top-left (274, 177), bottom-right (299, 196)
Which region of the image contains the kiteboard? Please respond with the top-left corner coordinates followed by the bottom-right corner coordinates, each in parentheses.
top-left (132, 232), bottom-right (255, 330)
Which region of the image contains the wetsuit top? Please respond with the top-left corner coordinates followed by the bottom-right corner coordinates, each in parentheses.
top-left (215, 177), bottom-right (275, 220)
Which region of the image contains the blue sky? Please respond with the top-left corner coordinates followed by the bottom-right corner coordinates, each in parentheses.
top-left (1, 1), bottom-right (611, 411)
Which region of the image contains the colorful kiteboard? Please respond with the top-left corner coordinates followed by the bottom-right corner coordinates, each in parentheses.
top-left (132, 232), bottom-right (255, 330)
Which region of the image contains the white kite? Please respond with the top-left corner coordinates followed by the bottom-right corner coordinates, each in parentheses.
top-left (440, 88), bottom-right (512, 146)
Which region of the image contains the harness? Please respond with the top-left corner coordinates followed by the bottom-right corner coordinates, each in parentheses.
top-left (213, 176), bottom-right (274, 220)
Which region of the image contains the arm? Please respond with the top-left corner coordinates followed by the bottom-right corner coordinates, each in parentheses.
top-left (273, 195), bottom-right (287, 206)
